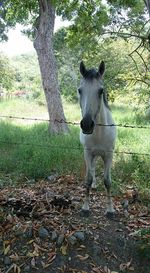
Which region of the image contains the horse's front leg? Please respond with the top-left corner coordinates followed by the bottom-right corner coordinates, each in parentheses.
top-left (91, 157), bottom-right (97, 189)
top-left (82, 149), bottom-right (95, 214)
top-left (103, 152), bottom-right (115, 215)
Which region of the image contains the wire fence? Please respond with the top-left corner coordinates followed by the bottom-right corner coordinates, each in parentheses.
top-left (0, 115), bottom-right (150, 157)
top-left (0, 115), bottom-right (150, 129)
top-left (0, 140), bottom-right (150, 157)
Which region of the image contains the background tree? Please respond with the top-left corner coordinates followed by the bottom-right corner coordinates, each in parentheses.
top-left (53, 28), bottom-right (149, 108)
top-left (0, 52), bottom-right (15, 92)
top-left (58, 0), bottom-right (149, 110)
top-left (1, 0), bottom-right (149, 119)
top-left (0, 0), bottom-right (68, 134)
top-left (12, 53), bottom-right (43, 100)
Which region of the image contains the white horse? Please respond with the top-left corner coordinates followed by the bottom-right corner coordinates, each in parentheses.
top-left (78, 61), bottom-right (117, 216)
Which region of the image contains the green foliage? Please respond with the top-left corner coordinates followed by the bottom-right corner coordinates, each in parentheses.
top-left (0, 52), bottom-right (15, 91)
top-left (53, 27), bottom-right (149, 105)
top-left (0, 0), bottom-right (149, 107)
top-left (56, 0), bottom-right (146, 48)
top-left (53, 28), bottom-right (79, 101)
top-left (55, 0), bottom-right (149, 106)
top-left (0, 51), bottom-right (42, 97)
top-left (11, 53), bottom-right (43, 99)
top-left (0, 32), bottom-right (149, 107)
top-left (107, 0), bottom-right (144, 12)
top-left (0, 0), bottom-right (38, 41)
top-left (1, 0), bottom-right (146, 46)
top-left (137, 228), bottom-right (150, 261)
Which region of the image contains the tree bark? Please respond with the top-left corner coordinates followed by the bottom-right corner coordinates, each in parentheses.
top-left (33, 0), bottom-right (68, 134)
top-left (144, 0), bottom-right (150, 16)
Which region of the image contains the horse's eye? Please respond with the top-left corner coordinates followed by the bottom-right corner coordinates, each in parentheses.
top-left (98, 88), bottom-right (103, 97)
top-left (78, 88), bottom-right (82, 95)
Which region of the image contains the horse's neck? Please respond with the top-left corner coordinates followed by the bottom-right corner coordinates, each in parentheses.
top-left (97, 96), bottom-right (113, 125)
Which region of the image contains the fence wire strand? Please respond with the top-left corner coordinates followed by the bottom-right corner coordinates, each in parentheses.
top-left (0, 115), bottom-right (150, 129)
top-left (0, 140), bottom-right (150, 157)
top-left (0, 115), bottom-right (150, 157)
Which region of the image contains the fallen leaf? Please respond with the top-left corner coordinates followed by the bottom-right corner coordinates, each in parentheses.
top-left (80, 245), bottom-right (86, 248)
top-left (33, 242), bottom-right (49, 252)
top-left (4, 244), bottom-right (10, 255)
top-left (14, 264), bottom-right (21, 273)
top-left (6, 214), bottom-right (13, 223)
top-left (27, 250), bottom-right (39, 257)
top-left (77, 244), bottom-right (86, 250)
top-left (27, 239), bottom-right (34, 244)
top-left (104, 266), bottom-right (111, 273)
top-left (129, 267), bottom-right (135, 271)
top-left (76, 254), bottom-right (89, 261)
top-left (120, 259), bottom-right (132, 271)
top-left (60, 244), bottom-right (68, 255)
top-left (31, 257), bottom-right (36, 267)
top-left (138, 219), bottom-right (150, 226)
top-left (92, 267), bottom-right (104, 273)
top-left (3, 240), bottom-right (10, 245)
top-left (9, 253), bottom-right (19, 262)
top-left (41, 261), bottom-right (51, 269)
top-left (17, 265), bottom-right (21, 273)
top-left (47, 252), bottom-right (56, 263)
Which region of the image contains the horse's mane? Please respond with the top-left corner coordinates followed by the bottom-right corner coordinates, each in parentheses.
top-left (84, 68), bottom-right (99, 80)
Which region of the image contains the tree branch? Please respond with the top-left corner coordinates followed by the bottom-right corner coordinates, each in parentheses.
top-left (125, 77), bottom-right (150, 86)
top-left (39, 0), bottom-right (47, 13)
top-left (102, 31), bottom-right (149, 42)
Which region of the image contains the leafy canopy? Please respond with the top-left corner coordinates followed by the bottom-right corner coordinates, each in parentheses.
top-left (0, 0), bottom-right (146, 42)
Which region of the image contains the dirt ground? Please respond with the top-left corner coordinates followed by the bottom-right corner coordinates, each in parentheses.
top-left (0, 175), bottom-right (150, 273)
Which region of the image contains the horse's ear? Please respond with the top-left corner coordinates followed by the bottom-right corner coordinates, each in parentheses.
top-left (98, 61), bottom-right (105, 76)
top-left (80, 61), bottom-right (87, 77)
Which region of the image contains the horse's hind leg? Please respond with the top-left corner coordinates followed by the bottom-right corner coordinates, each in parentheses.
top-left (82, 149), bottom-right (95, 213)
top-left (102, 152), bottom-right (115, 215)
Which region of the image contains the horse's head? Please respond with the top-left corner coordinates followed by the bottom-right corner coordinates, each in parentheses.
top-left (78, 61), bottom-right (105, 134)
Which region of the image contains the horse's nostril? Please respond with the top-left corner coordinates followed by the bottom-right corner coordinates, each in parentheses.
top-left (80, 116), bottom-right (95, 134)
top-left (91, 120), bottom-right (94, 128)
top-left (80, 119), bottom-right (84, 129)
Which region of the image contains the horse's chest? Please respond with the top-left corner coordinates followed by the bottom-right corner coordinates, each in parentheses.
top-left (80, 128), bottom-right (116, 152)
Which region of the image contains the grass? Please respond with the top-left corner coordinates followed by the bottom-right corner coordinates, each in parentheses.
top-left (0, 122), bottom-right (83, 177)
top-left (0, 98), bottom-right (149, 197)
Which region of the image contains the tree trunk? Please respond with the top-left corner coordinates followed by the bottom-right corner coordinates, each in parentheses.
top-left (33, 0), bottom-right (68, 134)
top-left (144, 0), bottom-right (150, 16)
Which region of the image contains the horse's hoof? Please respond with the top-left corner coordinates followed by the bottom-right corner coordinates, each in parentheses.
top-left (91, 187), bottom-right (97, 191)
top-left (80, 209), bottom-right (90, 217)
top-left (105, 211), bottom-right (115, 219)
top-left (91, 182), bottom-right (97, 190)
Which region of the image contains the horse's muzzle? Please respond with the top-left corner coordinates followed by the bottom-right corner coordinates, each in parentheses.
top-left (80, 114), bottom-right (95, 134)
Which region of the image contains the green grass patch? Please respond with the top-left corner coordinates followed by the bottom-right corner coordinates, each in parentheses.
top-left (0, 98), bottom-right (149, 197)
top-left (137, 228), bottom-right (150, 261)
top-left (0, 121), bottom-right (83, 178)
